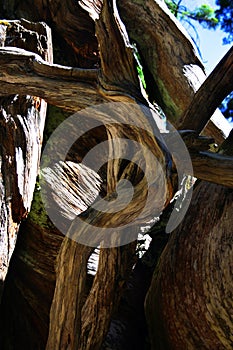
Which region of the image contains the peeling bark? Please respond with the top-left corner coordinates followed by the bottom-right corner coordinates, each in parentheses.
top-left (0, 219), bottom-right (63, 350)
top-left (0, 1), bottom-right (232, 350)
top-left (0, 0), bottom-right (98, 68)
top-left (0, 19), bottom-right (52, 296)
top-left (1, 0), bottom-right (231, 140)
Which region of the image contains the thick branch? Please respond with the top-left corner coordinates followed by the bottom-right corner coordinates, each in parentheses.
top-left (146, 128), bottom-right (233, 348)
top-left (118, 0), bottom-right (231, 141)
top-left (118, 0), bottom-right (204, 123)
top-left (46, 239), bottom-right (92, 350)
top-left (95, 0), bottom-right (140, 97)
top-left (191, 152), bottom-right (233, 188)
top-left (179, 46), bottom-right (233, 133)
top-left (0, 47), bottom-right (106, 111)
top-left (79, 243), bottom-right (136, 350)
top-left (179, 131), bottom-right (233, 187)
top-left (45, 102), bottom-right (175, 349)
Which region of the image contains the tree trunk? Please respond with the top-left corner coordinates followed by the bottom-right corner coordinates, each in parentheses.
top-left (117, 0), bottom-right (231, 142)
top-left (45, 2), bottom-right (175, 348)
top-left (0, 19), bottom-right (52, 297)
top-left (145, 132), bottom-right (233, 349)
top-left (0, 1), bottom-right (232, 349)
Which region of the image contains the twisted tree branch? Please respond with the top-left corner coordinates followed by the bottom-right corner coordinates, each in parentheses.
top-left (0, 47), bottom-right (106, 111)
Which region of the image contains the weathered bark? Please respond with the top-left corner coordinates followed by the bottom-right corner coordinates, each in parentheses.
top-left (0, 46), bottom-right (232, 188)
top-left (45, 239), bottom-right (93, 350)
top-left (0, 19), bottom-right (52, 296)
top-left (167, 129), bottom-right (233, 188)
top-left (1, 0), bottom-right (231, 140)
top-left (145, 132), bottom-right (233, 349)
top-left (179, 46), bottom-right (233, 133)
top-left (0, 0), bottom-right (98, 68)
top-left (45, 2), bottom-right (175, 348)
top-left (0, 104), bottom-right (105, 349)
top-left (146, 182), bottom-right (233, 349)
top-left (102, 231), bottom-right (170, 350)
top-left (117, 0), bottom-right (231, 141)
top-left (0, 218), bottom-right (63, 350)
top-left (79, 243), bottom-right (137, 350)
top-left (190, 151), bottom-right (233, 188)
top-left (118, 0), bottom-right (204, 121)
top-left (0, 47), bottom-right (107, 112)
top-left (0, 1), bottom-right (232, 350)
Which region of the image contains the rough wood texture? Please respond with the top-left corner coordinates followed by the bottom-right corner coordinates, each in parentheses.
top-left (94, 0), bottom-right (140, 97)
top-left (79, 243), bottom-right (136, 350)
top-left (117, 0), bottom-right (231, 139)
top-left (44, 1), bottom-right (176, 350)
top-left (145, 182), bottom-right (233, 349)
top-left (102, 231), bottom-right (170, 350)
top-left (179, 46), bottom-right (233, 133)
top-left (118, 0), bottom-right (203, 120)
top-left (145, 131), bottom-right (233, 349)
top-left (0, 47), bottom-right (106, 112)
top-left (191, 151), bottom-right (233, 188)
top-left (45, 1), bottom-right (175, 345)
top-left (0, 0), bottom-right (231, 140)
top-left (0, 1), bottom-right (232, 350)
top-left (0, 0), bottom-right (98, 68)
top-left (169, 130), bottom-right (233, 188)
top-left (0, 19), bottom-right (52, 296)
top-left (0, 41), bottom-right (231, 188)
top-left (0, 219), bottom-right (63, 350)
top-left (46, 239), bottom-right (93, 350)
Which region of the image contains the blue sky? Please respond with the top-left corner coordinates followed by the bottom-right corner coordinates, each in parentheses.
top-left (180, 0), bottom-right (233, 127)
top-left (181, 0), bottom-right (232, 74)
top-left (197, 23), bottom-right (232, 74)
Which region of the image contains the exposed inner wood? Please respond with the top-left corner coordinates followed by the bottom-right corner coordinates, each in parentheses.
top-left (0, 20), bottom-right (52, 295)
top-left (0, 1), bottom-right (232, 349)
top-left (45, 1), bottom-right (175, 348)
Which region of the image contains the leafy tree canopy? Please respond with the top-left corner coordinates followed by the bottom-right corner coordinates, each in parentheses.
top-left (165, 0), bottom-right (233, 44)
top-left (216, 0), bottom-right (233, 44)
top-left (165, 1), bottom-right (218, 29)
top-left (165, 0), bottom-right (233, 123)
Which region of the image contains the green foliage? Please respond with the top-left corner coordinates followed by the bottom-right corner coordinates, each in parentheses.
top-left (132, 43), bottom-right (146, 89)
top-left (28, 181), bottom-right (53, 228)
top-left (165, 1), bottom-right (218, 29)
top-left (136, 65), bottom-right (146, 89)
top-left (216, 0), bottom-right (233, 43)
top-left (165, 1), bottom-right (233, 124)
top-left (165, 0), bottom-right (233, 44)
top-left (165, 0), bottom-right (180, 16)
top-left (189, 4), bottom-right (218, 28)
top-left (219, 92), bottom-right (233, 123)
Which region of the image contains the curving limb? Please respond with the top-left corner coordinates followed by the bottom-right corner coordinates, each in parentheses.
top-left (179, 46), bottom-right (233, 134)
top-left (0, 47), bottom-right (106, 111)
